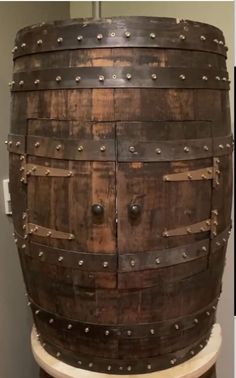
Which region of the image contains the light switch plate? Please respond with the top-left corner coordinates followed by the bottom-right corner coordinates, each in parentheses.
top-left (3, 178), bottom-right (12, 215)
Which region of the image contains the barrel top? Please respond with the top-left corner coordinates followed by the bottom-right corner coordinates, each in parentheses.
top-left (16, 16), bottom-right (224, 38)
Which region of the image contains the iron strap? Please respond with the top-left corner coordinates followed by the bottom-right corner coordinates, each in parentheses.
top-left (7, 133), bottom-right (234, 161)
top-left (14, 226), bottom-right (231, 273)
top-left (10, 67), bottom-right (230, 91)
top-left (38, 330), bottom-right (213, 374)
top-left (29, 296), bottom-right (218, 339)
top-left (13, 17), bottom-right (227, 59)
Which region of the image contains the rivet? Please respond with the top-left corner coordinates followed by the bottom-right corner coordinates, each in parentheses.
top-left (202, 75), bottom-right (208, 81)
top-left (27, 301), bottom-right (31, 306)
top-left (182, 252), bottom-right (187, 259)
top-left (100, 145), bottom-right (106, 152)
top-left (47, 231), bottom-right (52, 236)
top-left (188, 174), bottom-right (192, 180)
top-left (22, 244), bottom-right (26, 249)
top-left (212, 231), bottom-right (217, 237)
top-left (126, 73), bottom-right (132, 80)
top-left (190, 350), bottom-right (195, 356)
top-left (150, 329), bottom-right (155, 335)
top-left (125, 31), bottom-right (131, 38)
top-left (200, 344), bottom-right (204, 349)
top-left (201, 174), bottom-right (207, 179)
top-left (8, 141), bottom-right (12, 146)
top-left (56, 352), bottom-right (61, 357)
top-left (155, 257), bottom-right (160, 264)
top-left (38, 251), bottom-right (44, 257)
top-left (175, 324), bottom-right (179, 330)
top-left (97, 34), bottom-right (103, 40)
top-left (34, 79), bottom-right (40, 85)
top-left (171, 359), bottom-right (176, 365)
top-left (78, 260), bottom-right (84, 266)
top-left (130, 259), bottom-right (135, 267)
top-left (184, 146), bottom-right (190, 152)
top-left (12, 46), bottom-right (18, 53)
top-left (179, 34), bottom-right (186, 40)
top-left (107, 366), bottom-right (112, 371)
top-left (206, 311), bottom-right (210, 316)
top-left (127, 330), bottom-right (132, 336)
top-left (35, 310), bottom-right (40, 315)
top-left (75, 76), bottom-right (81, 83)
top-left (151, 73), bottom-right (157, 80)
top-left (203, 145), bottom-right (209, 151)
top-left (110, 32), bottom-right (116, 37)
top-left (163, 230), bottom-right (169, 237)
top-left (127, 366), bottom-right (132, 371)
top-left (85, 327), bottom-right (90, 333)
top-left (119, 367), bottom-right (123, 371)
top-left (213, 39), bottom-right (219, 44)
top-left (99, 75), bottom-right (105, 82)
top-left (194, 318), bottom-right (199, 324)
top-left (222, 77), bottom-right (227, 81)
top-left (37, 39), bottom-right (43, 46)
top-left (207, 169), bottom-right (212, 174)
top-left (155, 148), bottom-right (161, 154)
top-left (77, 35), bottom-right (83, 41)
top-left (20, 155), bottom-right (25, 161)
top-left (56, 76), bottom-right (62, 83)
top-left (216, 241), bottom-right (221, 246)
top-left (103, 261), bottom-right (108, 268)
top-left (57, 37), bottom-right (63, 43)
top-left (58, 256), bottom-right (63, 262)
top-left (56, 144), bottom-right (62, 151)
top-left (78, 145), bottom-right (83, 152)
top-left (212, 305), bottom-right (216, 310)
top-left (49, 318), bottom-right (54, 324)
top-left (45, 170), bottom-right (50, 176)
top-left (150, 33), bottom-right (156, 39)
top-left (19, 80), bottom-right (24, 86)
top-left (222, 238), bottom-right (226, 243)
top-left (21, 43), bottom-right (26, 48)
top-left (67, 324), bottom-right (72, 329)
top-left (147, 364), bottom-right (152, 370)
top-left (129, 146), bottom-right (135, 153)
top-left (206, 220), bottom-right (211, 226)
top-left (105, 330), bottom-right (110, 336)
top-left (226, 143), bottom-right (231, 148)
top-left (219, 40), bottom-right (224, 45)
top-left (179, 74), bottom-right (186, 80)
top-left (16, 141), bottom-right (21, 147)
top-left (112, 74), bottom-right (117, 79)
top-left (219, 144), bottom-right (224, 149)
top-left (200, 35), bottom-right (206, 41)
top-left (77, 361), bottom-right (82, 365)
top-left (34, 142), bottom-right (40, 149)
top-left (202, 246), bottom-right (207, 252)
top-left (14, 238), bottom-right (18, 244)
top-left (88, 362), bottom-right (93, 368)
top-left (68, 233), bottom-right (74, 239)
top-left (215, 76), bottom-right (221, 81)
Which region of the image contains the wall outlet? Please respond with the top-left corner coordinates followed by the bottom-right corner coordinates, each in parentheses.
top-left (3, 179), bottom-right (12, 215)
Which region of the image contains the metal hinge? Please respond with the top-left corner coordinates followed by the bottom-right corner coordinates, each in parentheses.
top-left (162, 210), bottom-right (218, 238)
top-left (20, 156), bottom-right (74, 184)
top-left (163, 158), bottom-right (220, 187)
top-left (22, 212), bottom-right (74, 240)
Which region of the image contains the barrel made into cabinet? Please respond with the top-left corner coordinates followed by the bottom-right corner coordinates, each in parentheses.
top-left (8, 17), bottom-right (232, 375)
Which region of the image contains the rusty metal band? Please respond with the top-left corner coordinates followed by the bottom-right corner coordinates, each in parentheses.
top-left (25, 223), bottom-right (75, 240)
top-left (13, 19), bottom-right (227, 59)
top-left (7, 133), bottom-right (233, 161)
top-left (10, 67), bottom-right (230, 91)
top-left (14, 225), bottom-right (230, 273)
top-left (38, 330), bottom-right (213, 374)
top-left (29, 296), bottom-right (217, 339)
top-left (119, 226), bottom-right (230, 272)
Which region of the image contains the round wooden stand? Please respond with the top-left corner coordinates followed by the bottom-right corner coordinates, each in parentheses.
top-left (32, 324), bottom-right (221, 378)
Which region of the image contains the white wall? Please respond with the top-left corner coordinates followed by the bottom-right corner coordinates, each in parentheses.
top-left (0, 3), bottom-right (70, 378)
top-left (70, 2), bottom-right (234, 377)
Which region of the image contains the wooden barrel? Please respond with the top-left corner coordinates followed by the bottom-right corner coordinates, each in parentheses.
top-left (8, 17), bottom-right (232, 375)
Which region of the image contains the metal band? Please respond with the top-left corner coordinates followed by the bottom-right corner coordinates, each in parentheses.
top-left (6, 134), bottom-right (26, 154)
top-left (162, 210), bottom-right (218, 238)
top-left (27, 135), bottom-right (115, 161)
top-left (15, 226), bottom-right (230, 273)
top-left (25, 223), bottom-right (75, 240)
top-left (118, 135), bottom-right (233, 162)
top-left (119, 226), bottom-right (230, 272)
top-left (39, 330), bottom-right (213, 374)
top-left (11, 67), bottom-right (230, 91)
top-left (29, 297), bottom-right (217, 339)
top-left (13, 17), bottom-right (227, 59)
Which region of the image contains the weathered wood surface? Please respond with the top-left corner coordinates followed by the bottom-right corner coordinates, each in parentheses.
top-left (8, 17), bottom-right (232, 375)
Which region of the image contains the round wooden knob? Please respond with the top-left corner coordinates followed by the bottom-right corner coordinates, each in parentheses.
top-left (129, 204), bottom-right (141, 218)
top-left (91, 204), bottom-right (104, 216)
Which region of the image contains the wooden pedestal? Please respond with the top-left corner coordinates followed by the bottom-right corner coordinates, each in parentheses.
top-left (33, 324), bottom-right (221, 378)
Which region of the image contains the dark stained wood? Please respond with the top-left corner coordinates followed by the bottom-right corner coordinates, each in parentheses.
top-left (9, 16), bottom-right (231, 375)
